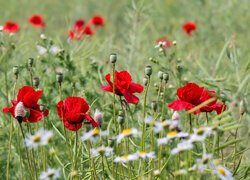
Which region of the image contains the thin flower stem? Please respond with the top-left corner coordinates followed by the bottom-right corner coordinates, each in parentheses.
top-left (189, 114), bottom-right (192, 133)
top-left (233, 114), bottom-right (242, 169)
top-left (6, 75), bottom-right (18, 180)
top-left (158, 82), bottom-right (166, 170)
top-left (101, 155), bottom-right (105, 180)
top-left (141, 76), bottom-right (151, 151)
top-left (17, 128), bottom-right (24, 180)
top-left (19, 123), bottom-right (35, 180)
top-left (112, 64), bottom-right (118, 136)
top-left (42, 114), bottom-right (46, 171)
top-left (88, 140), bottom-right (97, 180)
top-left (74, 125), bottom-right (78, 171)
top-left (29, 66), bottom-right (33, 87)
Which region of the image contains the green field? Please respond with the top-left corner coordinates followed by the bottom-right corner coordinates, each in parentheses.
top-left (0, 0), bottom-right (250, 179)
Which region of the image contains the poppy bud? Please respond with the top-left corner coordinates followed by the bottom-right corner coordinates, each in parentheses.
top-left (15, 102), bottom-right (25, 123)
top-left (56, 72), bottom-right (64, 84)
top-left (33, 77), bottom-right (40, 88)
top-left (158, 71), bottom-right (164, 80)
top-left (40, 34), bottom-right (47, 40)
top-left (145, 65), bottom-right (152, 76)
top-left (118, 114), bottom-right (125, 125)
top-left (160, 92), bottom-right (164, 97)
top-left (94, 109), bottom-right (103, 126)
top-left (13, 66), bottom-right (19, 76)
top-left (143, 77), bottom-right (148, 86)
top-left (173, 41), bottom-right (177, 46)
top-left (163, 72), bottom-right (169, 82)
top-left (40, 104), bottom-right (46, 112)
top-left (151, 101), bottom-right (157, 112)
top-left (28, 57), bottom-right (34, 67)
top-left (172, 111), bottom-right (180, 121)
top-left (110, 53), bottom-right (117, 64)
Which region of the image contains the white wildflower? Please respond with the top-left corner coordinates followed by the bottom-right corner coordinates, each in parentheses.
top-left (49, 46), bottom-right (61, 55)
top-left (39, 168), bottom-right (60, 180)
top-left (136, 151), bottom-right (155, 159)
top-left (37, 45), bottom-right (47, 55)
top-left (90, 146), bottom-right (113, 157)
top-left (116, 128), bottom-right (141, 143)
top-left (114, 154), bottom-right (138, 163)
top-left (80, 129), bottom-right (108, 142)
top-left (171, 140), bottom-right (193, 155)
top-left (214, 165), bottom-right (233, 180)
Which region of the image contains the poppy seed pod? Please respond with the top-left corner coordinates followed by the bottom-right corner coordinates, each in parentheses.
top-left (143, 77), bottom-right (149, 86)
top-left (15, 102), bottom-right (25, 123)
top-left (163, 72), bottom-right (169, 82)
top-left (33, 77), bottom-right (40, 88)
top-left (56, 72), bottom-right (64, 84)
top-left (118, 114), bottom-right (125, 125)
top-left (94, 109), bottom-right (103, 127)
top-left (158, 71), bottom-right (164, 80)
top-left (13, 66), bottom-right (19, 76)
top-left (28, 58), bottom-right (34, 67)
top-left (151, 101), bottom-right (157, 112)
top-left (110, 53), bottom-right (117, 64)
top-left (145, 65), bottom-right (152, 76)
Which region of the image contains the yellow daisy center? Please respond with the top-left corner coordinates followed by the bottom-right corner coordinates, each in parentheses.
top-left (33, 135), bottom-right (41, 142)
top-left (213, 159), bottom-right (220, 165)
top-left (196, 128), bottom-right (204, 135)
top-left (168, 131), bottom-right (177, 137)
top-left (93, 129), bottom-right (100, 135)
top-left (218, 168), bottom-right (226, 176)
top-left (121, 155), bottom-right (128, 160)
top-left (139, 152), bottom-right (147, 155)
top-left (122, 129), bottom-right (132, 136)
top-left (47, 172), bottom-right (55, 177)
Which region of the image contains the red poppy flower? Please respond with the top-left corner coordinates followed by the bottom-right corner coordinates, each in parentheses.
top-left (155, 37), bottom-right (172, 48)
top-left (89, 15), bottom-right (105, 27)
top-left (74, 19), bottom-right (85, 30)
top-left (56, 97), bottom-right (99, 131)
top-left (3, 22), bottom-right (19, 33)
top-left (182, 21), bottom-right (197, 36)
top-left (2, 86), bottom-right (49, 123)
top-left (83, 26), bottom-right (95, 36)
top-left (167, 83), bottom-right (226, 115)
top-left (29, 15), bottom-right (45, 28)
top-left (100, 70), bottom-right (144, 104)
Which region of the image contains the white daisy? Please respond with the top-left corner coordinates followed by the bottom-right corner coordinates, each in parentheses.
top-left (155, 41), bottom-right (167, 49)
top-left (39, 168), bottom-right (60, 180)
top-left (157, 131), bottom-right (189, 145)
top-left (153, 120), bottom-right (172, 133)
top-left (90, 146), bottom-right (113, 157)
top-left (153, 170), bottom-right (160, 176)
top-left (197, 154), bottom-right (212, 172)
top-left (116, 128), bottom-right (141, 143)
top-left (174, 169), bottom-right (187, 176)
top-left (214, 165), bottom-right (233, 180)
top-left (49, 46), bottom-right (61, 55)
top-left (40, 34), bottom-right (47, 40)
top-left (37, 45), bottom-right (47, 55)
top-left (171, 140), bottom-right (193, 155)
top-left (136, 151), bottom-right (155, 159)
top-left (114, 154), bottom-right (138, 163)
top-left (144, 116), bottom-right (153, 124)
top-left (80, 129), bottom-right (108, 142)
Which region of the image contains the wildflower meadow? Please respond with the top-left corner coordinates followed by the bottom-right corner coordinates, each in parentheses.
top-left (0, 0), bottom-right (250, 179)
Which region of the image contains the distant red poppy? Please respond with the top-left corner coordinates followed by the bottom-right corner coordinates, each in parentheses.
top-left (2, 86), bottom-right (49, 123)
top-left (100, 70), bottom-right (144, 104)
top-left (29, 15), bottom-right (45, 28)
top-left (74, 19), bottom-right (85, 30)
top-left (56, 97), bottom-right (99, 131)
top-left (182, 22), bottom-right (197, 36)
top-left (168, 83), bottom-right (226, 114)
top-left (155, 37), bottom-right (172, 48)
top-left (83, 26), bottom-right (95, 36)
top-left (89, 15), bottom-right (105, 26)
top-left (3, 22), bottom-right (19, 33)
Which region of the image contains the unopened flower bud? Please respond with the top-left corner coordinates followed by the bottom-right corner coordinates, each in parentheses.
top-left (145, 65), bottom-right (152, 76)
top-left (173, 41), bottom-right (177, 46)
top-left (33, 77), bottom-right (40, 88)
top-left (163, 72), bottom-right (169, 82)
top-left (40, 34), bottom-right (47, 40)
top-left (70, 171), bottom-right (78, 177)
top-left (160, 92), bottom-right (164, 97)
top-left (40, 104), bottom-right (46, 112)
top-left (151, 101), bottom-right (157, 112)
top-left (49, 148), bottom-right (56, 155)
top-left (158, 71), bottom-right (164, 80)
top-left (13, 66), bottom-right (19, 76)
top-left (94, 109), bottom-right (103, 127)
top-left (15, 102), bottom-right (25, 123)
top-left (110, 53), bottom-right (117, 64)
top-left (56, 72), bottom-right (64, 84)
top-left (143, 77), bottom-right (148, 86)
top-left (118, 114), bottom-right (125, 125)
top-left (28, 58), bottom-right (34, 67)
top-left (172, 111), bottom-right (180, 121)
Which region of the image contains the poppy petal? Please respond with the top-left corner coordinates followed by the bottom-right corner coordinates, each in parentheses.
top-left (100, 85), bottom-right (113, 92)
top-left (64, 97), bottom-right (89, 113)
top-left (56, 100), bottom-right (64, 121)
top-left (128, 83), bottom-right (144, 93)
top-left (121, 89), bottom-right (139, 104)
top-left (64, 121), bottom-right (82, 131)
top-left (105, 73), bottom-right (113, 87)
top-left (17, 86), bottom-right (35, 102)
top-left (23, 90), bottom-right (43, 107)
top-left (28, 108), bottom-right (43, 123)
top-left (82, 113), bottom-right (99, 127)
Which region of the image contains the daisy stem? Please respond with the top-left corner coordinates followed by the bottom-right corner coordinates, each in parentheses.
top-left (6, 74), bottom-right (18, 180)
top-left (19, 123), bottom-right (35, 180)
top-left (112, 64), bottom-right (118, 136)
top-left (158, 82), bottom-right (166, 170)
top-left (101, 155), bottom-right (105, 180)
top-left (88, 140), bottom-right (97, 180)
top-left (141, 76), bottom-right (151, 151)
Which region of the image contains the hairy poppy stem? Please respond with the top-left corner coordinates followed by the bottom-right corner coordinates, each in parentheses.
top-left (112, 64), bottom-right (118, 136)
top-left (19, 123), bottom-right (35, 180)
top-left (74, 125), bottom-right (78, 171)
top-left (29, 66), bottom-right (34, 88)
top-left (6, 73), bottom-right (18, 180)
